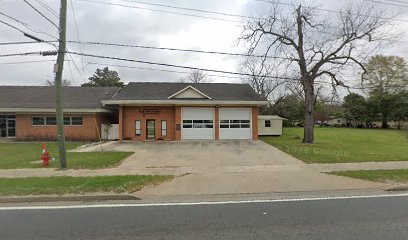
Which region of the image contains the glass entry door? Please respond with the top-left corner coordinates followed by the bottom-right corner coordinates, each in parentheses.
top-left (146, 120), bottom-right (155, 140)
top-left (0, 115), bottom-right (15, 138)
top-left (7, 119), bottom-right (16, 137)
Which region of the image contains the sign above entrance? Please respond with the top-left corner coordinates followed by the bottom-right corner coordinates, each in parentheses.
top-left (139, 108), bottom-right (161, 115)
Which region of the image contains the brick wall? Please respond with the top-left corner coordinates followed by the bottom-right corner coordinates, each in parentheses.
top-left (121, 106), bottom-right (176, 141)
top-left (120, 105), bottom-right (260, 141)
top-left (15, 113), bottom-right (106, 141)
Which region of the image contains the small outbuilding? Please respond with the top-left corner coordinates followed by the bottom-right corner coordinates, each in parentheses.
top-left (258, 115), bottom-right (286, 136)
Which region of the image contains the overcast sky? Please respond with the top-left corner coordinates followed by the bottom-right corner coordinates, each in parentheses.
top-left (1, 0), bottom-right (408, 89)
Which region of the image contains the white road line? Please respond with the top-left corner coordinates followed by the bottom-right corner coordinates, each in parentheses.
top-left (1, 193), bottom-right (408, 211)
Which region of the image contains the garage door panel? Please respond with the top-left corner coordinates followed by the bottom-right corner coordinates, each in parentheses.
top-left (182, 108), bottom-right (214, 140)
top-left (220, 108), bottom-right (252, 140)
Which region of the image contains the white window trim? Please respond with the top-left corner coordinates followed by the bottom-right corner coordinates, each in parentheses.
top-left (161, 120), bottom-right (167, 136)
top-left (135, 120), bottom-right (141, 136)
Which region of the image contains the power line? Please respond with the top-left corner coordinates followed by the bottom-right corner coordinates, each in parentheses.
top-left (115, 0), bottom-right (255, 20)
top-left (77, 0), bottom-right (241, 23)
top-left (67, 50), bottom-right (297, 80)
top-left (69, 0), bottom-right (86, 74)
top-left (364, 0), bottom-right (408, 8)
top-left (0, 59), bottom-right (55, 64)
top-left (23, 0), bottom-right (59, 29)
top-left (0, 19), bottom-right (27, 34)
top-left (33, 0), bottom-right (59, 18)
top-left (0, 51), bottom-right (52, 57)
top-left (66, 40), bottom-right (290, 60)
top-left (0, 11), bottom-right (58, 40)
top-left (84, 61), bottom-right (243, 79)
top-left (255, 0), bottom-right (408, 23)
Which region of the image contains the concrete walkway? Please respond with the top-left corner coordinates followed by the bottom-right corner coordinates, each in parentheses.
top-left (306, 161), bottom-right (408, 172)
top-left (0, 141), bottom-right (402, 197)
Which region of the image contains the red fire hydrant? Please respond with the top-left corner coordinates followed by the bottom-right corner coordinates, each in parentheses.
top-left (41, 143), bottom-right (50, 167)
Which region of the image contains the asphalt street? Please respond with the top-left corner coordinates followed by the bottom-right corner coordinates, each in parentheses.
top-left (1, 195), bottom-right (408, 240)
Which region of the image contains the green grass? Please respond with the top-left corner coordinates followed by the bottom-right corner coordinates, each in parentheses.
top-left (262, 128), bottom-right (408, 164)
top-left (0, 142), bottom-right (133, 169)
top-left (0, 175), bottom-right (173, 195)
top-left (331, 170), bottom-right (408, 183)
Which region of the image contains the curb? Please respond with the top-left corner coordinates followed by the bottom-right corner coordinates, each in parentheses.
top-left (0, 195), bottom-right (140, 203)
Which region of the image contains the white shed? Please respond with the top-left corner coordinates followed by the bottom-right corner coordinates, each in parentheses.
top-left (258, 115), bottom-right (286, 136)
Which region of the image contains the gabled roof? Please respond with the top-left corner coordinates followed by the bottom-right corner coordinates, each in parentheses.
top-left (168, 85), bottom-right (212, 99)
top-left (258, 115), bottom-right (287, 120)
top-left (107, 82), bottom-right (266, 104)
top-left (0, 86), bottom-right (119, 112)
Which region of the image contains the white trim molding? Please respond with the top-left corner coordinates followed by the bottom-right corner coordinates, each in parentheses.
top-left (168, 85), bottom-right (212, 99)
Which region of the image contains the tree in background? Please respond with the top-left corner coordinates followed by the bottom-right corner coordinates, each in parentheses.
top-left (363, 55), bottom-right (408, 128)
top-left (342, 93), bottom-right (369, 127)
top-left (270, 95), bottom-right (304, 126)
top-left (181, 69), bottom-right (213, 83)
top-left (390, 91), bottom-right (408, 129)
top-left (239, 56), bottom-right (285, 102)
top-left (241, 2), bottom-right (392, 143)
top-left (82, 67), bottom-right (124, 87)
top-left (44, 79), bottom-right (72, 87)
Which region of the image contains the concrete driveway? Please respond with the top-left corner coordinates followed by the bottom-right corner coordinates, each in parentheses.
top-left (98, 140), bottom-right (301, 171)
top-left (82, 140), bottom-right (387, 197)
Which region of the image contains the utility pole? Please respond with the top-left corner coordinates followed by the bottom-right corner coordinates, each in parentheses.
top-left (55, 0), bottom-right (68, 169)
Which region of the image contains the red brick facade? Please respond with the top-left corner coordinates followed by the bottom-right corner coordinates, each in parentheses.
top-left (15, 113), bottom-right (107, 141)
top-left (119, 106), bottom-right (259, 141)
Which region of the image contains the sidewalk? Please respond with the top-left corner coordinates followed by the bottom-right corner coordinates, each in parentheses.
top-left (306, 161), bottom-right (408, 172)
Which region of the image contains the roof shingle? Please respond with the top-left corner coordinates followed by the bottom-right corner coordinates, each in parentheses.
top-left (0, 86), bottom-right (119, 109)
top-left (112, 82), bottom-right (265, 101)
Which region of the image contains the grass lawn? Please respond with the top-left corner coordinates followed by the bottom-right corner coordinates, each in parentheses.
top-left (0, 175), bottom-right (173, 195)
top-left (331, 170), bottom-right (408, 183)
top-left (262, 128), bottom-right (408, 164)
top-left (0, 142), bottom-right (133, 169)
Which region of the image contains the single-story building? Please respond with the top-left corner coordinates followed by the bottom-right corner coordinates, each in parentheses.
top-left (258, 115), bottom-right (286, 136)
top-left (0, 86), bottom-right (118, 141)
top-left (102, 82), bottom-right (267, 141)
top-left (326, 116), bottom-right (347, 126)
top-left (0, 82), bottom-right (268, 141)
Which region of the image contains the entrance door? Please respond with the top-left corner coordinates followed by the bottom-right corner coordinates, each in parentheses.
top-left (0, 117), bottom-right (6, 137)
top-left (0, 115), bottom-right (15, 138)
top-left (7, 119), bottom-right (16, 137)
top-left (146, 120), bottom-right (155, 140)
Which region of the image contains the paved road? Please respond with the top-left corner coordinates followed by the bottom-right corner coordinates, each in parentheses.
top-left (1, 196), bottom-right (408, 239)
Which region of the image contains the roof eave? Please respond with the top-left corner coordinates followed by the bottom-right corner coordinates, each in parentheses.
top-left (101, 100), bottom-right (269, 106)
top-left (0, 108), bottom-right (113, 113)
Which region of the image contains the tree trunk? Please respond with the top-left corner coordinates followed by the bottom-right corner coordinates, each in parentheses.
top-left (381, 117), bottom-right (388, 128)
top-left (303, 78), bottom-right (315, 144)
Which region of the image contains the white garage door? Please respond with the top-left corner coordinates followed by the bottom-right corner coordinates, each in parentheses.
top-left (220, 108), bottom-right (252, 140)
top-left (182, 107), bottom-right (214, 140)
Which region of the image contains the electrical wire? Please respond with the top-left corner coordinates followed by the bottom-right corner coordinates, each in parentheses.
top-left (77, 0), bottom-right (241, 23)
top-left (23, 0), bottom-right (59, 29)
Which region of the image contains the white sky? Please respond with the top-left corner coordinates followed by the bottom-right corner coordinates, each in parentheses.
top-left (1, 0), bottom-right (408, 91)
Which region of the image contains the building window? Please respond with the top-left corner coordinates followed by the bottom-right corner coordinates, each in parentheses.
top-left (32, 116), bottom-right (83, 126)
top-left (71, 117), bottom-right (83, 126)
top-left (219, 120), bottom-right (250, 129)
top-left (32, 116), bottom-right (45, 126)
top-left (161, 120), bottom-right (167, 136)
top-left (183, 120), bottom-right (213, 128)
top-left (265, 120), bottom-right (271, 128)
top-left (135, 120), bottom-right (141, 136)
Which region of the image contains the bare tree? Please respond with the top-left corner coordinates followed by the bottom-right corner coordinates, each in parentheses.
top-left (239, 56), bottom-right (285, 102)
top-left (181, 69), bottom-right (213, 83)
top-left (241, 2), bottom-right (392, 143)
top-left (44, 79), bottom-right (72, 86)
